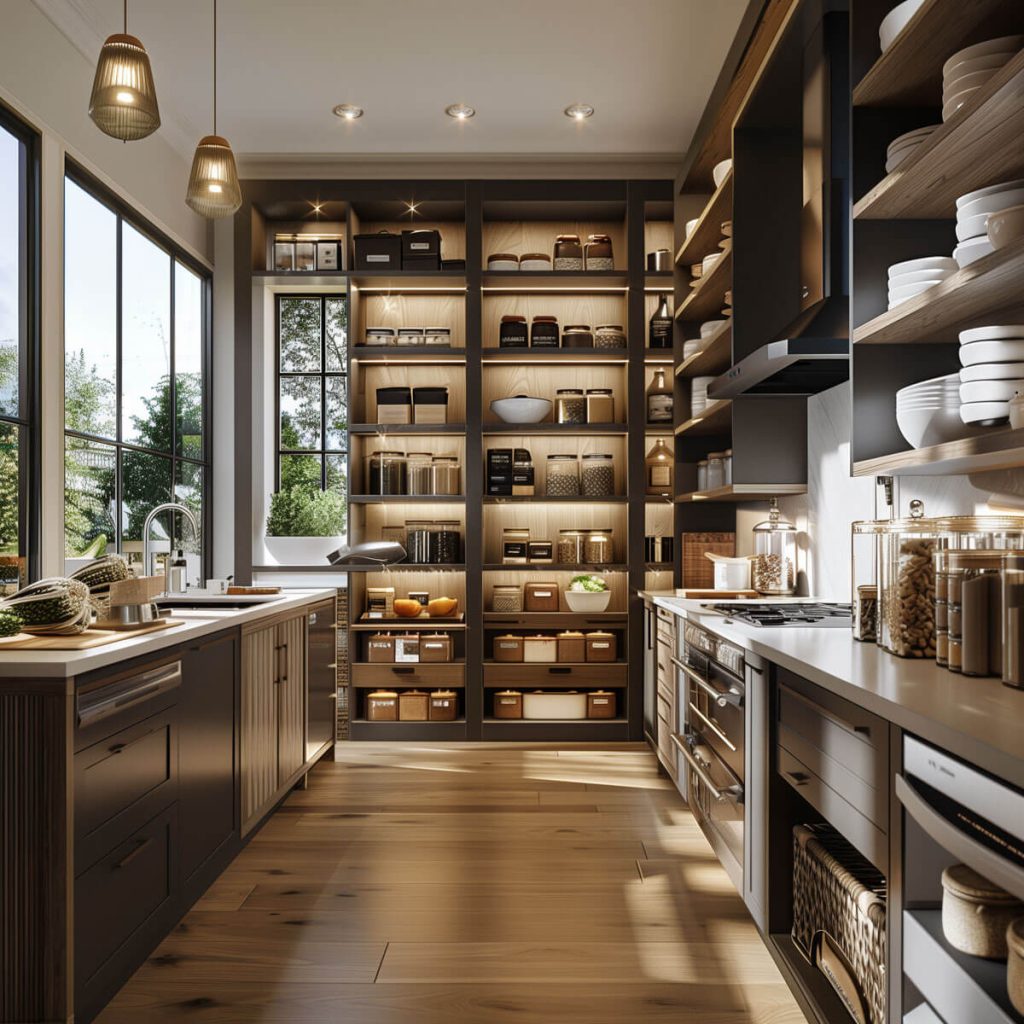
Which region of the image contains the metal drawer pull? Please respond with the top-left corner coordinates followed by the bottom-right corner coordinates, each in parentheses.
top-left (392, 667), bottom-right (414, 675)
top-left (786, 770), bottom-right (811, 786)
top-left (114, 836), bottom-right (154, 870)
top-left (673, 659), bottom-right (743, 708)
top-left (782, 685), bottom-right (871, 738)
top-left (687, 702), bottom-right (737, 752)
top-left (78, 662), bottom-right (182, 727)
top-left (548, 667), bottom-right (571, 674)
top-left (672, 734), bottom-right (742, 803)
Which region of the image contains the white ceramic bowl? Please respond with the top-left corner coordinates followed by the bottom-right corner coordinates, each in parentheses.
top-left (889, 268), bottom-right (953, 287)
top-left (888, 256), bottom-right (958, 278)
top-left (889, 281), bottom-right (943, 305)
top-left (490, 396), bottom-right (552, 423)
top-left (943, 51), bottom-right (1019, 82)
top-left (960, 340), bottom-right (1024, 366)
top-left (702, 252), bottom-right (722, 274)
top-left (960, 400), bottom-right (1011, 425)
top-left (888, 125), bottom-right (938, 153)
top-left (959, 188), bottom-right (1024, 221)
top-left (684, 217), bottom-right (699, 237)
top-left (943, 69), bottom-right (1000, 99)
top-left (960, 379), bottom-right (1024, 403)
top-left (886, 139), bottom-right (926, 162)
top-left (960, 325), bottom-right (1024, 343)
top-left (957, 178), bottom-right (1024, 209)
top-left (563, 589), bottom-right (612, 613)
top-left (896, 405), bottom-right (971, 448)
top-left (879, 0), bottom-right (925, 52)
top-left (885, 148), bottom-right (921, 174)
top-left (700, 319), bottom-right (727, 337)
top-left (960, 362), bottom-right (1024, 382)
top-left (712, 159), bottom-right (732, 188)
top-left (987, 203), bottom-right (1024, 251)
top-left (683, 340), bottom-right (702, 360)
top-left (942, 35), bottom-right (1024, 75)
top-left (942, 91), bottom-right (975, 122)
top-left (956, 213), bottom-right (991, 242)
top-left (953, 236), bottom-right (994, 267)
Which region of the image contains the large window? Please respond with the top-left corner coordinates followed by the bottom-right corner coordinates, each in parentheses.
top-left (64, 169), bottom-right (210, 575)
top-left (276, 295), bottom-right (348, 528)
top-left (0, 107), bottom-right (38, 591)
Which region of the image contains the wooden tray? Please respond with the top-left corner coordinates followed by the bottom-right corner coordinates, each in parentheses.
top-left (0, 619), bottom-right (181, 650)
top-left (356, 613), bottom-right (465, 624)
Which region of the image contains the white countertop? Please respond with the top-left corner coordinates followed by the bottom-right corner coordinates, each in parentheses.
top-left (0, 589), bottom-right (338, 680)
top-left (643, 591), bottom-right (1024, 787)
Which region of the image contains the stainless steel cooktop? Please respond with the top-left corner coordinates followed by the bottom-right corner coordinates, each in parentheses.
top-left (708, 602), bottom-right (853, 628)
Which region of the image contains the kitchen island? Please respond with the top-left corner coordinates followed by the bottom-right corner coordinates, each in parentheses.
top-left (0, 589), bottom-right (339, 1024)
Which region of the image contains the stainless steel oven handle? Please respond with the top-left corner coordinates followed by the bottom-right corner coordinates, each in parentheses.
top-left (674, 659), bottom-right (743, 709)
top-left (687, 701), bottom-right (738, 752)
top-left (78, 661), bottom-right (182, 727)
top-left (672, 734), bottom-right (742, 803)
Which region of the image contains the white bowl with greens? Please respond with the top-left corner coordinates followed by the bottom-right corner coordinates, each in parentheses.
top-left (563, 574), bottom-right (612, 612)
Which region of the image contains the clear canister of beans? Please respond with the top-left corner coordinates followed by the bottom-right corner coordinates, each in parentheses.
top-left (946, 550), bottom-right (1005, 677)
top-left (407, 451), bottom-right (433, 495)
top-left (555, 389), bottom-right (586, 424)
top-left (752, 498), bottom-right (797, 596)
top-left (594, 324), bottom-right (626, 349)
top-left (546, 454), bottom-right (580, 496)
top-left (430, 455), bottom-right (461, 496)
top-left (584, 528), bottom-right (614, 565)
top-left (557, 529), bottom-right (585, 565)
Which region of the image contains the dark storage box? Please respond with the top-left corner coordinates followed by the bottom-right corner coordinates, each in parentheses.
top-left (376, 386), bottom-right (413, 425)
top-left (402, 254), bottom-right (442, 271)
top-left (524, 582), bottom-right (560, 612)
top-left (367, 633), bottom-right (395, 663)
top-left (412, 386), bottom-right (449, 425)
top-left (354, 231), bottom-right (401, 270)
top-left (402, 229), bottom-right (441, 260)
top-left (419, 633), bottom-right (453, 663)
top-left (557, 631), bottom-right (585, 662)
top-left (366, 691), bottom-right (398, 721)
top-left (493, 635), bottom-right (524, 662)
top-left (398, 690), bottom-right (429, 721)
top-left (585, 631), bottom-right (617, 662)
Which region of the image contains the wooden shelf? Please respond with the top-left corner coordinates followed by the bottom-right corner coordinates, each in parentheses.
top-left (853, 427), bottom-right (1024, 477)
top-left (483, 663), bottom-right (627, 687)
top-left (350, 270), bottom-right (467, 291)
top-left (674, 249), bottom-right (732, 321)
top-left (351, 347), bottom-right (467, 362)
top-left (349, 495), bottom-right (465, 504)
top-left (853, 235), bottom-right (1024, 345)
top-left (482, 717), bottom-right (627, 724)
top-left (482, 612), bottom-right (628, 629)
top-left (481, 349), bottom-right (628, 363)
top-left (351, 617), bottom-right (466, 632)
top-left (853, 0), bottom-right (1021, 108)
top-left (482, 495), bottom-right (628, 504)
top-left (482, 424), bottom-right (628, 436)
top-left (253, 270), bottom-right (348, 287)
top-left (482, 563), bottom-right (628, 573)
top-left (481, 270), bottom-right (629, 291)
top-left (351, 663), bottom-right (466, 688)
top-left (676, 483), bottom-right (806, 502)
top-left (853, 50), bottom-right (1024, 219)
top-left (675, 398), bottom-right (732, 437)
top-left (349, 423), bottom-right (467, 435)
top-left (675, 323), bottom-right (732, 378)
top-left (675, 170), bottom-right (733, 267)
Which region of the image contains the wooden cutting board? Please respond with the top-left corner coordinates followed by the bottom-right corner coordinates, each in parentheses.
top-left (0, 619), bottom-right (181, 650)
top-left (675, 589), bottom-right (759, 600)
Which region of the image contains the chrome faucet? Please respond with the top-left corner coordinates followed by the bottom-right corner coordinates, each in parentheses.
top-left (142, 502), bottom-right (200, 579)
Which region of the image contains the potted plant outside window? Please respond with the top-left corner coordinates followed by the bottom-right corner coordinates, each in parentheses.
top-left (264, 486), bottom-right (346, 565)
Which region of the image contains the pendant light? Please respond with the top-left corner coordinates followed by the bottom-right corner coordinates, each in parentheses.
top-left (185, 0), bottom-right (242, 219)
top-left (88, 0), bottom-right (161, 141)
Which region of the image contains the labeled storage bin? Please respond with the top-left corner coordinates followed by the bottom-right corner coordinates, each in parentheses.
top-left (499, 314), bottom-right (528, 348)
top-left (402, 229), bottom-right (441, 268)
top-left (940, 863), bottom-right (1023, 959)
top-left (398, 690), bottom-right (429, 721)
top-left (531, 316), bottom-right (560, 348)
top-left (587, 691), bottom-right (617, 718)
top-left (428, 690), bottom-right (459, 721)
top-left (367, 633), bottom-right (395, 663)
top-left (355, 231), bottom-right (401, 270)
top-left (792, 823), bottom-right (887, 1024)
top-left (586, 631), bottom-right (617, 662)
top-left (376, 386), bottom-right (413, 425)
top-left (522, 691), bottom-right (587, 720)
top-left (523, 635), bottom-right (557, 663)
top-left (366, 690), bottom-right (399, 721)
top-left (488, 253), bottom-right (519, 271)
top-left (552, 234), bottom-right (583, 271)
top-left (556, 631), bottom-right (585, 662)
top-left (412, 386), bottom-right (448, 425)
top-left (520, 252), bottom-right (551, 271)
top-left (493, 634), bottom-right (524, 662)
top-left (419, 633), bottom-right (453, 663)
top-left (524, 581), bottom-right (560, 612)
top-left (394, 635), bottom-right (420, 662)
top-left (494, 690), bottom-right (523, 718)
top-left (365, 327), bottom-right (396, 346)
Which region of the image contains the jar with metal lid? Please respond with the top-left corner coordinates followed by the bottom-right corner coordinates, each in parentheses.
top-left (553, 234), bottom-right (583, 270)
top-left (585, 388), bottom-right (614, 423)
top-left (696, 460), bottom-right (709, 492)
top-left (430, 521), bottom-right (462, 565)
top-left (397, 327), bottom-right (425, 347)
top-left (530, 316), bottom-right (560, 349)
top-left (365, 327), bottom-right (396, 347)
top-left (502, 527), bottom-right (530, 564)
top-left (546, 454), bottom-right (580, 496)
top-left (422, 327), bottom-right (451, 346)
top-left (557, 529), bottom-right (585, 565)
top-left (584, 233), bottom-right (614, 271)
top-left (488, 252), bottom-right (519, 271)
top-left (1002, 553), bottom-right (1024, 689)
top-left (946, 550), bottom-right (1005, 676)
top-left (581, 453), bottom-right (615, 497)
top-left (562, 325), bottom-right (593, 348)
top-left (723, 449), bottom-right (733, 485)
top-left (594, 324), bottom-right (626, 349)
top-left (706, 452), bottom-right (726, 491)
top-left (405, 520), bottom-right (433, 564)
top-left (499, 314), bottom-right (528, 348)
top-left (752, 498), bottom-right (797, 596)
top-left (934, 550), bottom-right (951, 666)
top-left (556, 389), bottom-right (586, 424)
top-left (854, 585), bottom-right (878, 644)
top-left (366, 450), bottom-right (407, 495)
top-left (584, 528), bottom-right (614, 564)
top-left (520, 252), bottom-right (551, 271)
top-left (492, 584), bottom-right (523, 613)
top-left (430, 455), bottom-right (461, 495)
top-left (406, 451), bottom-right (433, 495)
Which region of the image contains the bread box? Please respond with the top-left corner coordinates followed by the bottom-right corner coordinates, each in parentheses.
top-left (524, 581), bottom-right (559, 612)
top-left (586, 631), bottom-right (617, 662)
top-left (366, 690), bottom-right (398, 721)
top-left (419, 633), bottom-right (453, 663)
top-left (493, 634), bottom-right (524, 662)
top-left (367, 633), bottom-right (395, 663)
top-left (398, 690), bottom-right (429, 721)
top-left (493, 690), bottom-right (523, 719)
top-left (429, 690), bottom-right (459, 721)
top-left (587, 691), bottom-right (617, 719)
top-left (522, 691), bottom-right (587, 720)
top-left (354, 231), bottom-right (401, 270)
top-left (556, 631), bottom-right (585, 662)
top-left (523, 635), bottom-right (557, 663)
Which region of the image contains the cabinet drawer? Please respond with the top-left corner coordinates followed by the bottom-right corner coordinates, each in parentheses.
top-left (656, 606), bottom-right (676, 640)
top-left (75, 709), bottom-right (176, 868)
top-left (354, 663), bottom-right (466, 687)
top-left (656, 692), bottom-right (672, 726)
top-left (75, 804), bottom-right (176, 1005)
top-left (485, 663), bottom-right (625, 687)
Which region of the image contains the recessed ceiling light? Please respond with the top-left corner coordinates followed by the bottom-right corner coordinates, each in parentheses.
top-left (445, 103), bottom-right (475, 120)
top-left (332, 103), bottom-right (363, 120)
top-left (565, 103), bottom-right (595, 121)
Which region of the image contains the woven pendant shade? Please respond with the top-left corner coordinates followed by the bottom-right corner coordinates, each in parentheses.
top-left (185, 135), bottom-right (242, 218)
top-left (88, 33), bottom-right (161, 141)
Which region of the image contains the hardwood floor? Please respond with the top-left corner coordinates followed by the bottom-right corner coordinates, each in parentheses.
top-left (98, 743), bottom-right (804, 1023)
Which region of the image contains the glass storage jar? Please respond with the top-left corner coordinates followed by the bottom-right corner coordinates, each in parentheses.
top-left (1002, 554), bottom-right (1024, 689)
top-left (581, 453), bottom-right (615, 497)
top-left (429, 522), bottom-right (462, 565)
top-left (502, 527), bottom-right (530, 564)
top-left (499, 314), bottom-right (528, 348)
top-left (696, 460), bottom-right (709, 492)
top-left (557, 529), bottom-right (585, 565)
top-left (585, 388), bottom-right (615, 423)
top-left (520, 252), bottom-right (551, 271)
top-left (492, 585), bottom-right (523, 613)
top-left (397, 328), bottom-right (425, 347)
top-left (945, 550), bottom-right (1005, 676)
top-left (752, 498), bottom-right (798, 596)
top-left (555, 389), bottom-right (586, 424)
top-left (584, 528), bottom-right (614, 564)
top-left (546, 454), bottom-right (580, 496)
top-left (407, 452), bottom-right (433, 495)
top-left (594, 324), bottom-right (626, 349)
top-left (553, 233), bottom-right (583, 270)
top-left (366, 450), bottom-right (407, 495)
top-left (562, 325), bottom-right (594, 349)
top-left (530, 315), bottom-right (560, 349)
top-left (405, 520), bottom-right (433, 564)
top-left (706, 452), bottom-right (726, 491)
top-left (430, 455), bottom-right (461, 495)
top-left (723, 449), bottom-right (733, 485)
top-left (584, 233), bottom-right (614, 271)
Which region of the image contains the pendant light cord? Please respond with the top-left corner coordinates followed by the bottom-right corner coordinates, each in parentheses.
top-left (123, 0), bottom-right (127, 32)
top-left (213, 0), bottom-right (217, 135)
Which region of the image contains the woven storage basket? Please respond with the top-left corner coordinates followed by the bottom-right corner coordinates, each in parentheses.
top-left (682, 532), bottom-right (735, 589)
top-left (792, 823), bottom-right (887, 1024)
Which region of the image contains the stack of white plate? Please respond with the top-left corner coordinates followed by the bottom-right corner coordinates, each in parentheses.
top-left (691, 376), bottom-right (715, 416)
top-left (702, 251), bottom-right (722, 276)
top-left (895, 374), bottom-right (965, 447)
top-left (879, 0), bottom-right (925, 53)
top-left (954, 179), bottom-right (1024, 266)
top-left (887, 256), bottom-right (957, 309)
top-left (958, 325), bottom-right (1024, 425)
top-left (885, 125), bottom-right (938, 173)
top-left (942, 36), bottom-right (1023, 121)
top-left (684, 217), bottom-right (699, 239)
top-left (700, 319), bottom-right (726, 338)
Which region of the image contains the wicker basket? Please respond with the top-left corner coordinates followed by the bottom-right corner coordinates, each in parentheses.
top-left (792, 823), bottom-right (887, 1024)
top-left (682, 532), bottom-right (735, 589)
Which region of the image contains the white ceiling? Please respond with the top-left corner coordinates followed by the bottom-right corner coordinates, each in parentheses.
top-left (37, 0), bottom-right (747, 161)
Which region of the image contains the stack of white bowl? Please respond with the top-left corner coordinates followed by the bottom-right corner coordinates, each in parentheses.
top-left (887, 256), bottom-right (957, 310)
top-left (942, 36), bottom-right (1023, 121)
top-left (700, 319), bottom-right (726, 340)
top-left (954, 179), bottom-right (1024, 266)
top-left (691, 376), bottom-right (715, 416)
top-left (958, 325), bottom-right (1024, 426)
top-left (885, 125), bottom-right (938, 173)
top-left (895, 374), bottom-right (964, 448)
top-left (879, 0), bottom-right (924, 53)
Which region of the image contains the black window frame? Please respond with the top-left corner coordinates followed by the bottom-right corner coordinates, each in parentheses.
top-left (274, 293), bottom-right (348, 494)
top-left (63, 160), bottom-right (213, 578)
top-left (0, 101), bottom-right (41, 585)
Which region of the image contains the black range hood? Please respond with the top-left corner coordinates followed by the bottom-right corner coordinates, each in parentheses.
top-left (709, 8), bottom-right (849, 400)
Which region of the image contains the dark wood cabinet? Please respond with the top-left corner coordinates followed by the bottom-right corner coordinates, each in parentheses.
top-left (306, 599), bottom-right (337, 760)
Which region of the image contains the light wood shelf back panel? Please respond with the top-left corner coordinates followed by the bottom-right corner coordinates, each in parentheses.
top-left (354, 362), bottom-right (467, 422)
top-left (675, 170), bottom-right (733, 267)
top-left (481, 364), bottom-right (628, 424)
top-left (482, 221), bottom-right (626, 270)
top-left (482, 293), bottom-right (627, 348)
top-left (355, 292), bottom-right (466, 348)
top-left (348, 568), bottom-right (467, 615)
top-left (644, 219), bottom-right (675, 258)
top-left (349, 434), bottom-right (466, 493)
top-left (482, 434), bottom-right (628, 494)
top-left (482, 505), bottom-right (629, 565)
top-left (483, 570), bottom-right (629, 613)
top-left (358, 220), bottom-right (466, 261)
top-left (645, 503), bottom-right (674, 534)
top-left (355, 502), bottom-right (467, 546)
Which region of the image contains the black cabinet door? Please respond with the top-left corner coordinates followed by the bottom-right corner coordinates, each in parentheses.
top-left (306, 600), bottom-right (337, 759)
top-left (179, 631), bottom-right (238, 897)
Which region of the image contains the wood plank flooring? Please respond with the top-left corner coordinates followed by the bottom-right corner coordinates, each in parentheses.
top-left (98, 743), bottom-right (804, 1024)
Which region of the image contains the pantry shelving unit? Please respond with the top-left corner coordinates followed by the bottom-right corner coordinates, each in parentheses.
top-left (233, 177), bottom-right (673, 741)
